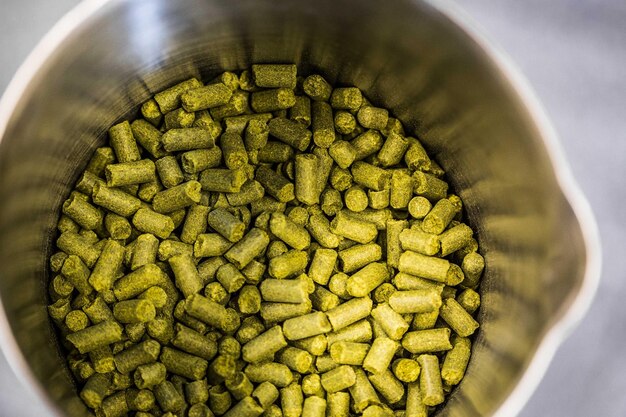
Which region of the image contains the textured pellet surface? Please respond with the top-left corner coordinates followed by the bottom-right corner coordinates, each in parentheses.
top-left (48, 65), bottom-right (483, 417)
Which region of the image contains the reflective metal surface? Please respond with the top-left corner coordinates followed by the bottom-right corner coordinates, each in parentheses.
top-left (0, 0), bottom-right (599, 416)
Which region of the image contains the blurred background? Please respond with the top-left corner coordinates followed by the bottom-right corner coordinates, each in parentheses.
top-left (0, 0), bottom-right (624, 416)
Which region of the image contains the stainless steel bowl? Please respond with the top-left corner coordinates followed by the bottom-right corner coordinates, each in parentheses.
top-left (0, 0), bottom-right (600, 416)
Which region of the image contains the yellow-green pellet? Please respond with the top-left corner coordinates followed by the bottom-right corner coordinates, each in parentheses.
top-left (151, 180), bottom-right (201, 213)
top-left (290, 334), bottom-right (327, 357)
top-left (209, 385), bottom-right (233, 416)
top-left (351, 130), bottom-right (384, 160)
top-left (194, 233), bottom-right (233, 258)
top-left (259, 278), bottom-right (309, 304)
top-left (218, 131), bottom-right (248, 170)
top-left (206, 208), bottom-right (245, 243)
top-left (141, 98), bottom-right (162, 126)
top-left (441, 336), bottom-right (471, 386)
top-left (137, 179), bottom-right (162, 203)
top-left (346, 208), bottom-right (393, 231)
top-left (155, 156), bottom-right (184, 189)
top-left (161, 346), bottom-right (208, 380)
top-left (85, 146), bottom-right (116, 177)
top-left (255, 165), bottom-right (295, 203)
top-left (221, 228), bottom-right (268, 270)
top-left (62, 194), bottom-right (103, 231)
top-left (252, 64), bottom-right (297, 89)
top-left (404, 382), bottom-right (427, 417)
top-left (226, 180), bottom-right (265, 207)
top-left (105, 159), bottom-right (156, 188)
top-left (371, 303), bottom-right (409, 340)
top-left (129, 234), bottom-right (159, 270)
top-left (65, 310), bottom-right (89, 332)
top-left (131, 119), bottom-right (167, 158)
top-left (236, 317), bottom-right (265, 345)
top-left (214, 263), bottom-right (245, 294)
top-left (200, 168), bottom-right (246, 194)
top-left (126, 388), bottom-right (156, 411)
top-left (301, 396), bottom-right (326, 417)
top-left (306, 213), bottom-right (342, 249)
top-left (404, 137), bottom-right (431, 171)
top-left (50, 252), bottom-right (69, 274)
top-left (278, 347), bottom-right (314, 374)
top-left (154, 78), bottom-right (203, 113)
top-left (99, 391), bottom-right (129, 417)
top-left (439, 223), bottom-right (473, 257)
top-left (408, 196), bottom-right (431, 219)
top-left (338, 243), bottom-right (381, 273)
top-left (320, 188), bottom-right (343, 216)
top-left (445, 264), bottom-right (464, 286)
top-left (50, 275), bottom-right (73, 300)
top-left (389, 171), bottom-right (414, 209)
top-left (186, 379), bottom-right (210, 404)
top-left (225, 371), bottom-right (254, 400)
top-left (422, 199), bottom-right (457, 236)
top-left (309, 101), bottom-right (334, 148)
top-left (392, 358), bottom-right (421, 383)
top-left (368, 369), bottom-right (405, 405)
top-left (393, 273), bottom-right (444, 294)
top-left (346, 262), bottom-right (389, 297)
top-left (293, 153), bottom-right (320, 205)
top-left (88, 239), bottom-right (124, 292)
top-left (155, 380), bottom-right (186, 413)
top-left (268, 250), bottom-right (308, 279)
top-left (362, 337), bottom-right (398, 374)
top-left (208, 354), bottom-right (237, 384)
top-left (315, 355), bottom-right (338, 373)
top-left (399, 228), bottom-right (439, 256)
top-left (283, 311), bottom-right (331, 341)
top-left (461, 251), bottom-right (484, 288)
top-left (92, 183), bottom-right (142, 218)
top-left (301, 374), bottom-right (324, 398)
top-left (306, 248), bottom-right (337, 286)
top-left (180, 83), bottom-right (233, 112)
top-left (181, 148), bottom-right (222, 175)
top-left (300, 74), bottom-right (331, 101)
top-left (82, 296), bottom-right (114, 324)
top-left (329, 166), bottom-right (353, 192)
top-left (416, 354), bottom-right (444, 406)
top-left (251, 381), bottom-right (279, 410)
top-left (398, 251), bottom-right (451, 283)
top-left (169, 253), bottom-right (203, 297)
top-left (326, 392), bottom-right (349, 417)
top-left (329, 341), bottom-right (369, 365)
top-left (267, 239), bottom-right (288, 259)
top-left (439, 297), bottom-right (479, 337)
top-left (138, 286), bottom-right (167, 309)
top-left (251, 89), bottom-right (296, 113)
top-left (244, 119), bottom-right (270, 151)
top-left (349, 367), bottom-right (380, 413)
top-left (270, 212), bottom-right (311, 250)
top-left (344, 185), bottom-right (368, 212)
top-left (290, 95), bottom-right (311, 127)
top-left (281, 383), bottom-right (303, 417)
top-left (104, 213), bottom-right (131, 240)
top-left (357, 106), bottom-right (389, 130)
top-left (260, 301), bottom-right (312, 324)
top-left (412, 171), bottom-right (448, 202)
top-left (351, 161), bottom-right (391, 191)
top-left (318, 365), bottom-right (356, 394)
top-left (196, 257), bottom-right (226, 285)
top-left (61, 254), bottom-right (93, 294)
top-left (113, 299), bottom-right (156, 324)
top-left (234, 285), bottom-right (260, 315)
top-left (456, 288), bottom-right (481, 314)
top-left (66, 320), bottom-right (122, 354)
top-left (402, 328), bottom-right (452, 354)
top-left (389, 290), bottom-right (441, 314)
top-left (327, 272), bottom-right (351, 300)
top-left (80, 373), bottom-right (111, 409)
top-left (267, 118), bottom-right (312, 153)
top-left (377, 132), bottom-right (410, 167)
top-left (325, 296), bottom-right (373, 331)
top-left (326, 319), bottom-right (372, 347)
top-left (179, 205), bottom-right (210, 244)
top-left (383, 219), bottom-right (404, 269)
top-left (185, 294), bottom-right (234, 332)
top-left (188, 403), bottom-right (213, 417)
top-left (330, 211), bottom-right (377, 244)
top-left (245, 362), bottom-right (294, 388)
top-left (161, 128), bottom-right (216, 153)
top-left (210, 90), bottom-right (249, 119)
top-left (310, 285), bottom-right (340, 312)
top-left (258, 141), bottom-right (295, 163)
top-left (146, 316), bottom-right (175, 344)
top-left (218, 335), bottom-right (241, 358)
top-left (109, 120), bottom-right (141, 163)
top-left (333, 111), bottom-right (355, 136)
top-left (172, 324), bottom-right (218, 360)
top-left (330, 87), bottom-right (362, 110)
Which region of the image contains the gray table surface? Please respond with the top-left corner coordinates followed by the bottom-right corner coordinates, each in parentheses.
top-left (1, 0), bottom-right (624, 415)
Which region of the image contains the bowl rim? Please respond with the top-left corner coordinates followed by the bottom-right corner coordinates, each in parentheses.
top-left (0, 1), bottom-right (601, 416)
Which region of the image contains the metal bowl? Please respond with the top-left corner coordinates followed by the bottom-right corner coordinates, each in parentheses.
top-left (0, 0), bottom-right (600, 416)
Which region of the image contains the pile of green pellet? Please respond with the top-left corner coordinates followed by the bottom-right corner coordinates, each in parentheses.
top-left (47, 64), bottom-right (484, 417)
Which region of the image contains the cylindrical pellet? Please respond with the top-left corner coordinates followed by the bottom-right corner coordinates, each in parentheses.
top-left (132, 208), bottom-right (175, 239)
top-left (402, 328), bottom-right (452, 354)
top-left (104, 213), bottom-right (132, 239)
top-left (268, 250), bottom-right (308, 279)
top-left (186, 379), bottom-right (209, 405)
top-left (251, 64), bottom-right (296, 88)
top-left (344, 185), bottom-right (368, 212)
top-left (351, 130), bottom-right (384, 161)
top-left (439, 298), bottom-right (479, 337)
top-left (398, 251), bottom-right (451, 283)
top-left (194, 233), bottom-right (233, 258)
top-left (225, 372), bottom-right (254, 400)
top-left (92, 183), bottom-right (142, 218)
top-left (290, 95), bottom-right (311, 127)
top-left (207, 208), bottom-right (246, 243)
top-left (412, 171), bottom-right (448, 202)
top-left (267, 117), bottom-right (311, 151)
top-left (281, 383), bottom-right (304, 417)
top-left (109, 120), bottom-right (141, 163)
top-left (134, 362), bottom-right (167, 389)
top-left (390, 171), bottom-right (414, 209)
top-left (252, 381), bottom-right (279, 409)
top-left (226, 180), bottom-right (265, 207)
top-left (303, 74), bottom-right (332, 102)
top-left (155, 156), bottom-right (184, 188)
top-left (352, 161), bottom-right (391, 191)
top-left (213, 263), bottom-right (245, 294)
top-left (349, 368), bottom-right (380, 413)
top-left (371, 303), bottom-right (409, 340)
top-left (105, 159), bottom-right (156, 188)
top-left (307, 248), bottom-right (337, 286)
top-left (260, 301), bottom-right (312, 324)
top-left (441, 336), bottom-right (471, 386)
top-left (179, 204), bottom-right (210, 244)
top-left (461, 251), bottom-right (485, 288)
top-left (113, 339), bottom-right (161, 374)
top-left (185, 294), bottom-right (231, 331)
top-left (377, 132), bottom-right (409, 167)
top-left (172, 324), bottom-right (218, 360)
top-left (155, 381), bottom-right (186, 413)
top-left (259, 278), bottom-right (309, 304)
top-left (278, 347), bottom-right (314, 374)
top-left (270, 212), bottom-right (311, 250)
top-left (408, 196), bottom-right (432, 220)
top-left (416, 354), bottom-right (444, 406)
top-left (302, 396), bottom-right (326, 417)
top-left (330, 211), bottom-right (377, 244)
top-left (245, 362), bottom-right (294, 387)
top-left (62, 194), bottom-right (103, 231)
top-left (325, 297), bottom-right (373, 331)
top-left (65, 310), bottom-right (89, 332)
top-left (161, 346), bottom-right (208, 380)
top-left (85, 146), bottom-right (116, 177)
top-left (421, 198), bottom-right (457, 235)
top-left (131, 118), bottom-right (167, 157)
top-left (291, 334), bottom-right (327, 357)
top-left (320, 187), bottom-right (343, 216)
top-left (329, 341), bottom-right (369, 365)
top-left (363, 337), bottom-right (398, 374)
top-left (306, 214), bottom-right (341, 249)
top-left (392, 358), bottom-right (421, 383)
top-left (152, 180), bottom-right (201, 213)
top-left (113, 299), bottom-right (156, 324)
top-left (223, 227), bottom-right (270, 269)
top-left (368, 369), bottom-right (405, 404)
top-left (294, 153), bottom-right (320, 205)
top-left (346, 262), bottom-right (389, 297)
top-left (330, 87), bottom-right (362, 110)
top-left (161, 127), bottom-right (217, 152)
top-left (242, 325), bottom-right (288, 364)
top-left (326, 319), bottom-right (372, 346)
top-left (388, 290), bottom-right (441, 314)
top-left (209, 385), bottom-right (233, 416)
top-left (57, 233), bottom-right (100, 268)
top-left (88, 239), bottom-right (124, 292)
top-left (258, 141), bottom-right (295, 163)
top-left (244, 119), bottom-right (270, 151)
top-left (439, 223), bottom-right (473, 257)
top-left (199, 168), bottom-right (247, 193)
top-left (399, 228), bottom-right (439, 256)
top-left (180, 83), bottom-right (232, 112)
top-left (283, 311), bottom-right (332, 340)
top-left (99, 391), bottom-right (129, 417)
top-left (80, 373), bottom-right (111, 409)
top-left (456, 288), bottom-right (481, 314)
top-left (357, 106), bottom-right (389, 130)
top-left (82, 296), bottom-right (114, 324)
top-left (66, 320), bottom-right (123, 354)
top-left (327, 392), bottom-right (350, 417)
top-left (169, 253), bottom-right (203, 297)
top-left (251, 89), bottom-right (296, 113)
top-left (311, 101), bottom-right (335, 148)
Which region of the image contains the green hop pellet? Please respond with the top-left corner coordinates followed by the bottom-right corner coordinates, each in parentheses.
top-left (401, 328), bottom-right (452, 354)
top-left (388, 290), bottom-right (442, 314)
top-left (251, 89), bottom-right (296, 113)
top-left (66, 320), bottom-right (123, 354)
top-left (85, 146), bottom-right (115, 177)
top-left (252, 64), bottom-right (297, 89)
top-left (327, 392), bottom-right (350, 417)
top-left (290, 95), bottom-right (312, 127)
top-left (357, 106), bottom-right (389, 130)
top-left (439, 297), bottom-right (479, 337)
top-left (368, 369), bottom-right (405, 405)
top-left (416, 354), bottom-right (445, 406)
top-left (225, 372), bottom-right (254, 400)
top-left (61, 254), bottom-right (94, 294)
top-left (351, 130), bottom-right (384, 160)
top-left (371, 303), bottom-right (409, 340)
top-left (413, 171), bottom-right (448, 202)
top-left (109, 120), bottom-right (141, 163)
top-left (392, 358), bottom-right (421, 383)
top-left (269, 212), bottom-right (311, 250)
top-left (330, 211), bottom-right (377, 244)
top-left (457, 288), bottom-right (481, 314)
top-left (330, 87), bottom-right (362, 111)
top-left (281, 383), bottom-right (304, 417)
top-left (252, 381), bottom-right (280, 410)
top-left (245, 362), bottom-right (294, 388)
top-left (349, 367), bottom-right (380, 413)
top-left (92, 183), bottom-right (141, 218)
top-left (62, 193), bottom-right (103, 231)
top-left (334, 111), bottom-right (357, 135)
top-left (113, 299), bottom-right (156, 323)
top-left (105, 159), bottom-right (156, 188)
